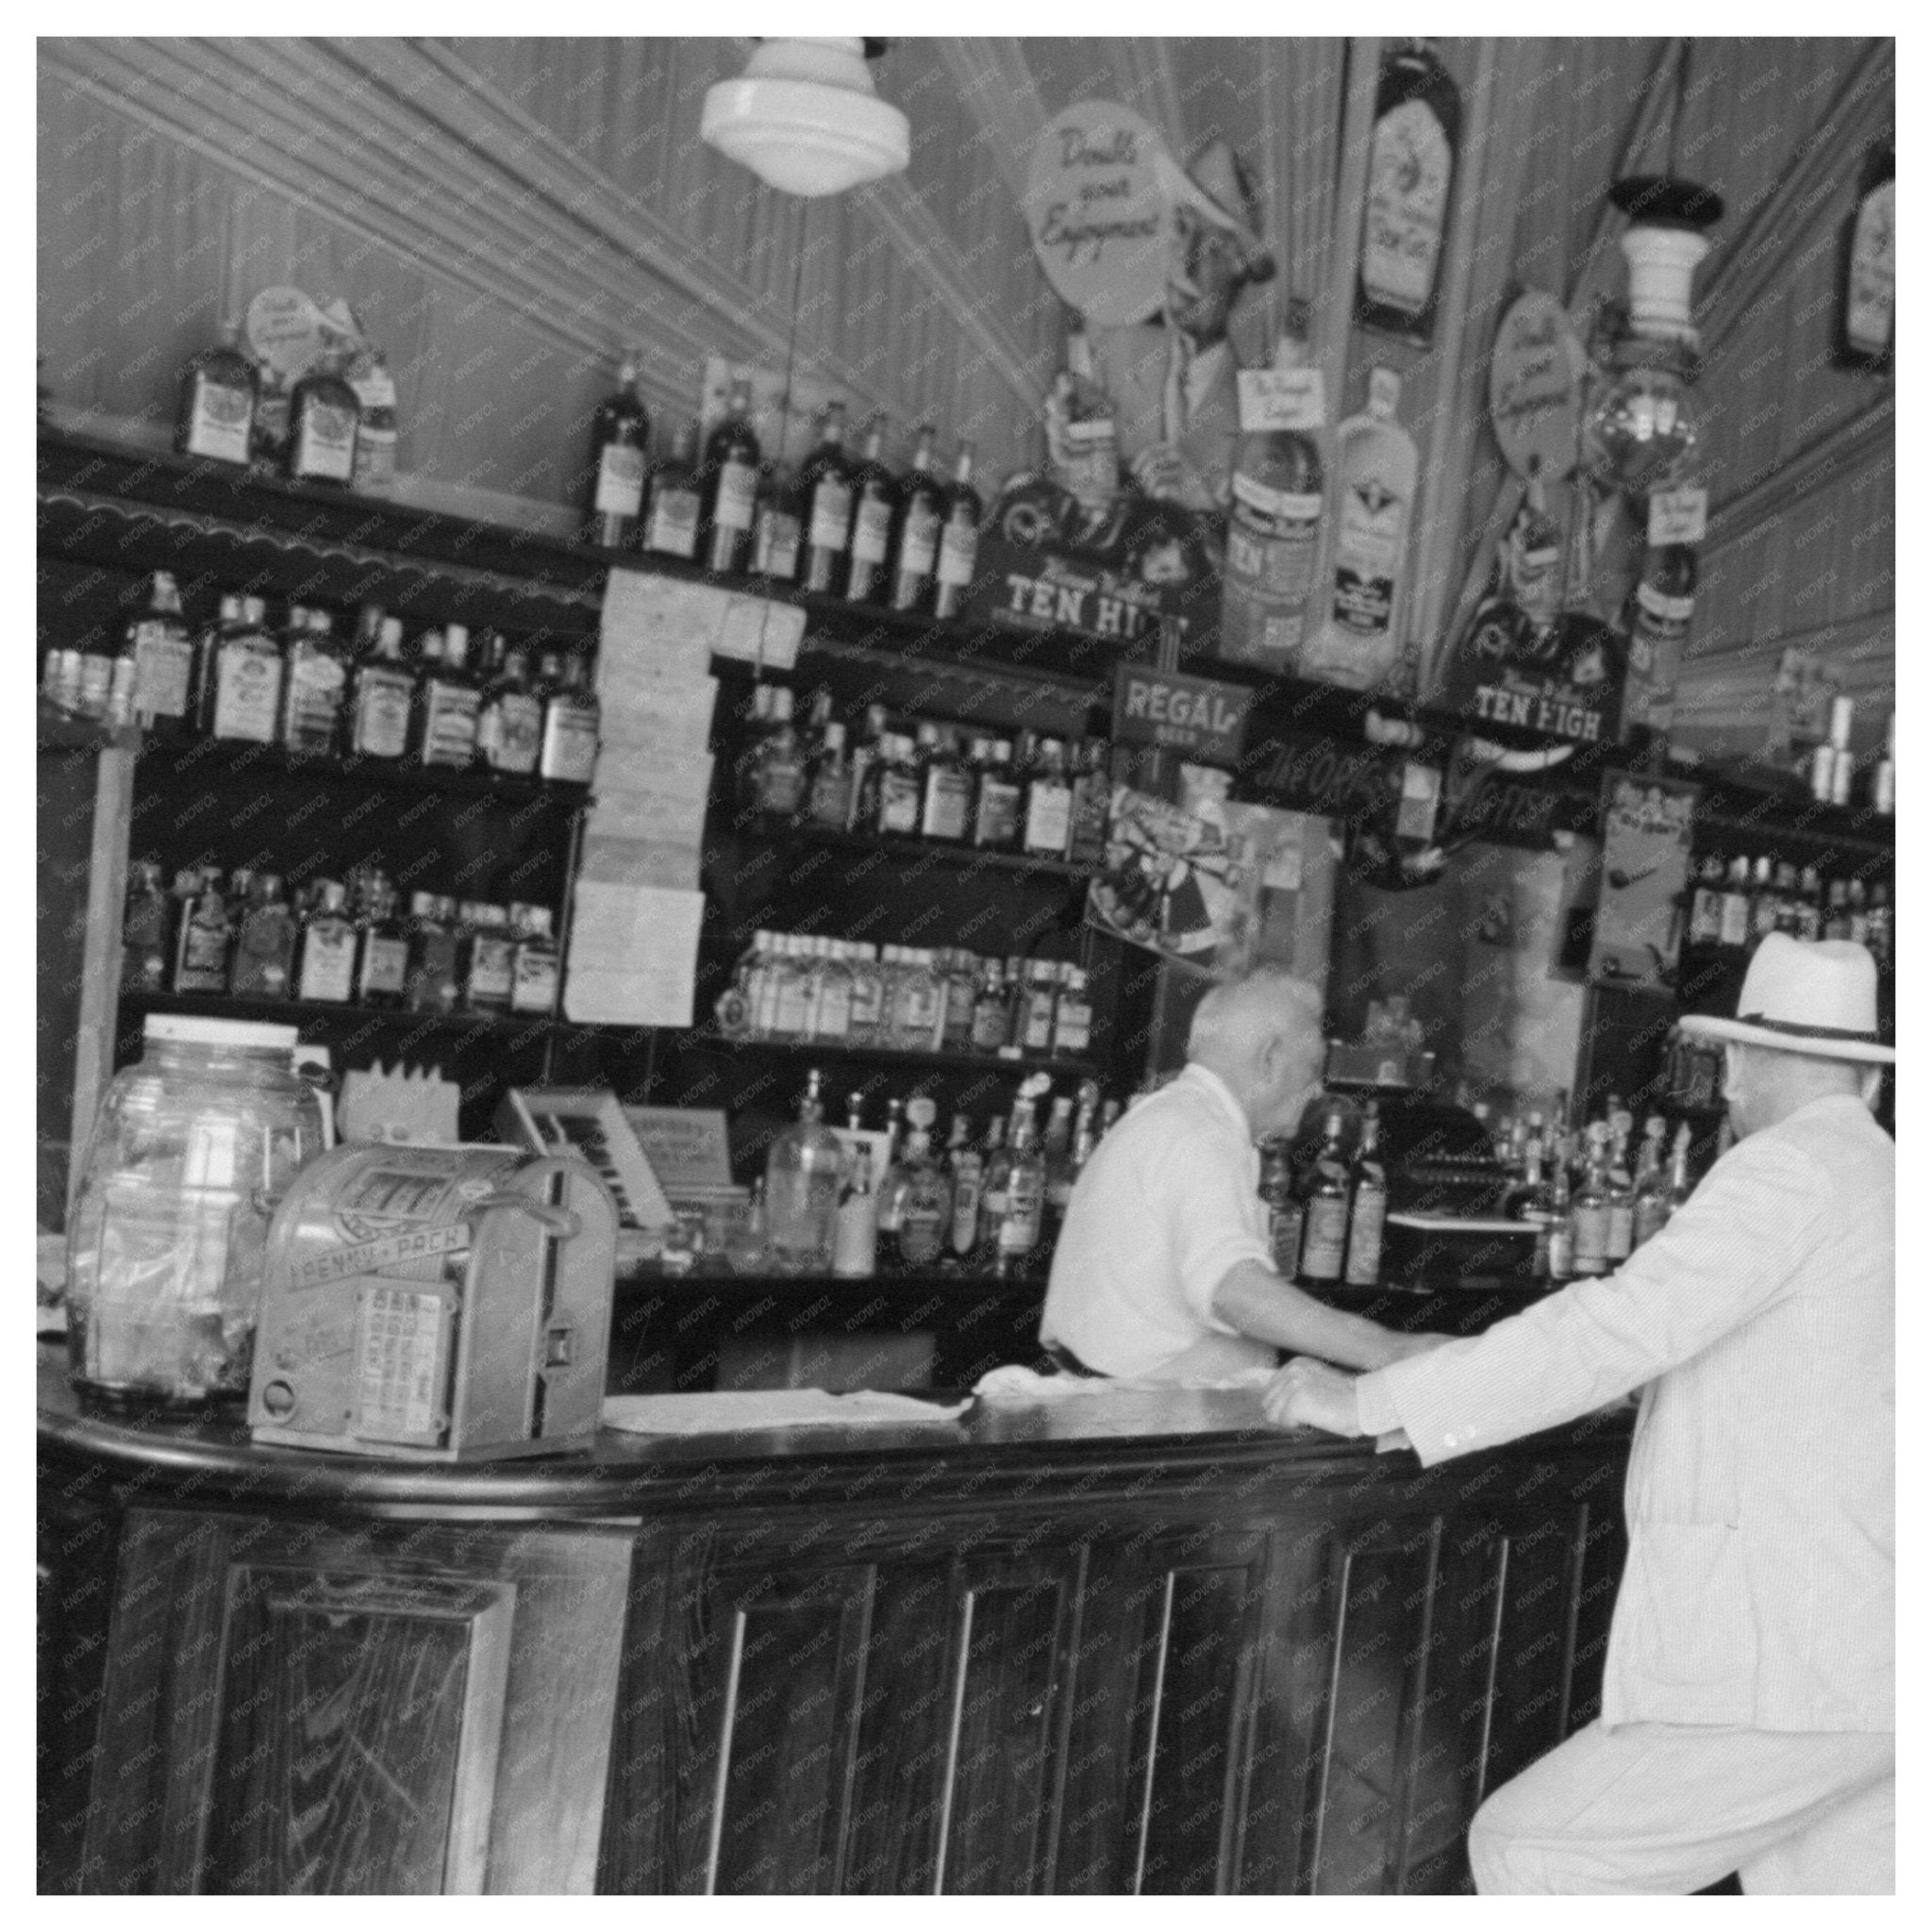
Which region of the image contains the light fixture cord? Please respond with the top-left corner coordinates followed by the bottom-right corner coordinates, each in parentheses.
top-left (753, 197), bottom-right (813, 684)
top-left (1666, 39), bottom-right (1694, 177)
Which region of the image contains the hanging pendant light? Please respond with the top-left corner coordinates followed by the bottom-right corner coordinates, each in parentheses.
top-left (701, 38), bottom-right (910, 198)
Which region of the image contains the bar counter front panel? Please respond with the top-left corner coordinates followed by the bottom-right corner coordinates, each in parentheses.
top-left (41, 1350), bottom-right (1629, 1895)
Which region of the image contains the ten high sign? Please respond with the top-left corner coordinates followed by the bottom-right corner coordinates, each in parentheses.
top-left (1111, 666), bottom-right (1253, 767)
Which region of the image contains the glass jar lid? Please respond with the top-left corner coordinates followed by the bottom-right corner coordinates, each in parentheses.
top-left (143, 1014), bottom-right (299, 1051)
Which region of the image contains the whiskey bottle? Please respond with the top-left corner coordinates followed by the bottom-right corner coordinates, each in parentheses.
top-left (459, 902), bottom-right (515, 1012)
top-left (120, 860), bottom-right (172, 993)
top-left (404, 892), bottom-right (461, 1013)
top-left (1260, 1140), bottom-right (1302, 1277)
top-left (973, 737), bottom-right (1023, 851)
top-left (172, 869), bottom-right (233, 995)
top-left (765, 1069), bottom-right (843, 1273)
top-left (1052, 965), bottom-right (1093, 1058)
top-left (1021, 735), bottom-right (1074, 858)
top-left (1295, 1108), bottom-right (1352, 1283)
top-left (702, 377), bottom-right (761, 575)
top-left (285, 350), bottom-right (360, 487)
top-left (346, 349), bottom-right (399, 492)
top-left (842, 413), bottom-right (897, 604)
top-left (831, 1145), bottom-right (879, 1279)
top-left (1040, 1094), bottom-right (1076, 1244)
top-left (933, 442), bottom-right (982, 620)
top-left (228, 873), bottom-right (298, 1000)
top-left (585, 355), bottom-right (649, 548)
top-left (1630, 1116), bottom-right (1671, 1249)
top-left (538, 654), bottom-right (600, 786)
top-left (1067, 738), bottom-right (1112, 869)
top-left (204, 594), bottom-right (281, 743)
top-left (995, 1096), bottom-right (1048, 1275)
top-left (477, 638), bottom-right (543, 777)
top-left (750, 685), bottom-right (808, 821)
top-left (750, 463), bottom-right (803, 583)
top-left (125, 571), bottom-right (196, 738)
top-left (975, 1115), bottom-right (1011, 1257)
top-left (916, 723), bottom-right (973, 842)
top-left (294, 880), bottom-right (358, 1003)
top-left (1355, 41), bottom-right (1461, 346)
top-left (278, 608), bottom-right (350, 757)
top-left (414, 623), bottom-right (482, 769)
top-left (886, 425), bottom-right (944, 612)
top-left (1569, 1124), bottom-right (1614, 1276)
top-left (946, 1115), bottom-right (985, 1261)
top-left (799, 403), bottom-right (856, 594)
top-left (509, 904), bottom-right (560, 1014)
top-left (175, 318), bottom-right (258, 466)
top-left (1342, 1103), bottom-right (1389, 1286)
top-left (352, 875), bottom-right (409, 1008)
top-left (970, 958), bottom-right (1009, 1054)
top-left (891, 1098), bottom-right (953, 1267)
top-left (869, 733), bottom-right (923, 839)
top-left (806, 718), bottom-right (855, 831)
top-left (642, 417), bottom-right (702, 560)
top-left (349, 616), bottom-right (414, 759)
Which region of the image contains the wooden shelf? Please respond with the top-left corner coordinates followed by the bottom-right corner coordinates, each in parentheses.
top-left (118, 988), bottom-right (575, 1041)
top-left (724, 820), bottom-right (1094, 882)
top-left (686, 1032), bottom-right (1098, 1080)
top-left (37, 703), bottom-right (139, 754)
top-left (133, 733), bottom-right (588, 804)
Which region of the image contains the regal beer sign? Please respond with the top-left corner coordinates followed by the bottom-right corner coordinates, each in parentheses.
top-left (1112, 665), bottom-right (1253, 767)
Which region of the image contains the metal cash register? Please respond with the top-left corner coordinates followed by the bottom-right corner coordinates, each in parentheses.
top-left (247, 1143), bottom-right (618, 1461)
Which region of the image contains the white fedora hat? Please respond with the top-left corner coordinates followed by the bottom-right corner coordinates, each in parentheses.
top-left (1678, 932), bottom-right (1894, 1063)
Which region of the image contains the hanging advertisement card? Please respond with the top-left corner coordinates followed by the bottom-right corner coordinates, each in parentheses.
top-left (1085, 784), bottom-right (1257, 965)
top-left (1587, 774), bottom-right (1697, 990)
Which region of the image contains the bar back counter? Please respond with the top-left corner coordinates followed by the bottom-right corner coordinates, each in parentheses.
top-left (41, 1345), bottom-right (1629, 1895)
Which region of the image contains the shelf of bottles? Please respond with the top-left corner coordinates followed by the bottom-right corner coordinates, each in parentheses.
top-left (695, 1032), bottom-right (1097, 1080)
top-left (114, 987), bottom-right (581, 1041)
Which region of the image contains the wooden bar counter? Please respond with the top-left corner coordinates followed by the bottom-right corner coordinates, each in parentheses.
top-left (39, 1342), bottom-right (1630, 1895)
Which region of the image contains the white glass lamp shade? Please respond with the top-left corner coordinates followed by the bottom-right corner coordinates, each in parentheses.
top-left (702, 38), bottom-right (910, 197)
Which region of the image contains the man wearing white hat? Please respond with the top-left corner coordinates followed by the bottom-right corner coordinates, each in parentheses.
top-left (1264, 933), bottom-right (1894, 1893)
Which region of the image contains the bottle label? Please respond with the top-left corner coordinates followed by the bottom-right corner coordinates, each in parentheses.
top-left (132, 623), bottom-right (194, 721)
top-left (284, 651), bottom-right (346, 752)
top-left (541, 706), bottom-right (599, 784)
top-left (1269, 1202), bottom-right (1304, 1277)
top-left (1635, 581), bottom-right (1695, 637)
top-left (353, 425), bottom-right (398, 491)
top-left (1231, 472), bottom-right (1324, 525)
top-left (950, 1171), bottom-right (983, 1253)
top-left (292, 396), bottom-right (358, 481)
top-left (1343, 1184), bottom-right (1387, 1286)
top-left (1719, 892), bottom-right (1751, 948)
top-left (1362, 97), bottom-right (1452, 318)
top-left (773, 964), bottom-right (812, 1038)
top-left (647, 483), bottom-right (701, 558)
top-left (298, 924), bottom-right (357, 1002)
top-left (1571, 1203), bottom-right (1611, 1274)
top-left (465, 934), bottom-right (515, 1006)
top-left (894, 977), bottom-right (939, 1044)
top-left (485, 692), bottom-right (543, 774)
top-left (921, 767), bottom-right (974, 841)
top-left (511, 945), bottom-right (559, 1013)
top-left (877, 768), bottom-right (922, 836)
top-left (813, 971), bottom-right (852, 1041)
top-left (1053, 998), bottom-right (1091, 1057)
top-left (76, 652), bottom-right (113, 719)
top-left (899, 1198), bottom-right (945, 1266)
top-left (1024, 781), bottom-right (1073, 855)
top-left (971, 996), bottom-right (1007, 1052)
top-left (593, 444), bottom-right (645, 517)
top-left (353, 669), bottom-right (413, 758)
top-left (937, 518), bottom-right (978, 588)
top-left (212, 642), bottom-right (281, 741)
top-left (177, 911), bottom-right (231, 989)
top-left (808, 479), bottom-right (853, 552)
top-left (999, 1170), bottom-right (1045, 1252)
top-left (713, 458), bottom-right (758, 532)
top-left (754, 509), bottom-right (800, 578)
top-left (848, 965), bottom-right (885, 1034)
top-left (184, 375), bottom-right (254, 462)
top-left (1846, 178), bottom-right (1894, 357)
top-left (1299, 1192), bottom-right (1349, 1278)
top-left (808, 766), bottom-right (854, 830)
top-left (1330, 475), bottom-right (1407, 636)
top-left (229, 915), bottom-right (292, 996)
top-left (422, 683), bottom-right (481, 765)
top-left (975, 775), bottom-right (1022, 847)
top-left (1607, 1202), bottom-right (1635, 1261)
top-left (406, 932), bottom-right (460, 1011)
top-left (897, 504), bottom-right (941, 578)
top-left (851, 495), bottom-right (893, 565)
top-left (358, 933), bottom-right (410, 999)
top-left (1024, 991), bottom-right (1056, 1052)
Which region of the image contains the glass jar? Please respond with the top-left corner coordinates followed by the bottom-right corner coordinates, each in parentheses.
top-left (64, 1015), bottom-right (325, 1410)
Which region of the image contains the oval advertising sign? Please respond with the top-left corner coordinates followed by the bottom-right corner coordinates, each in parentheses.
top-left (1023, 101), bottom-right (1171, 327)
top-left (1488, 289), bottom-right (1589, 482)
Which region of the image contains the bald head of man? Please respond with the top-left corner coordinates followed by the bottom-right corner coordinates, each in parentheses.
top-left (1187, 968), bottom-right (1327, 1139)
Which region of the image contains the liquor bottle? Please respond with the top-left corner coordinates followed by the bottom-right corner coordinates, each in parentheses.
top-left (225, 874), bottom-right (295, 999)
top-left (996, 1095), bottom-right (1048, 1276)
top-left (891, 950), bottom-right (943, 1053)
top-left (814, 939), bottom-right (855, 1043)
top-left (404, 892), bottom-right (462, 1013)
top-left (1844, 876), bottom-right (1871, 948)
top-left (1067, 739), bottom-right (1112, 869)
top-left (337, 614), bottom-right (410, 760)
top-left (891, 1098), bottom-right (953, 1267)
top-left (346, 348), bottom-right (399, 493)
top-left (1260, 1140), bottom-right (1303, 1277)
top-left (1021, 736), bottom-right (1074, 858)
top-left (941, 951), bottom-right (977, 1054)
top-left (1355, 41), bottom-right (1461, 345)
top-left (1300, 368), bottom-right (1419, 691)
top-left (1623, 541), bottom-right (1697, 749)
top-left (1220, 300), bottom-right (1325, 671)
top-left (831, 1144), bottom-right (878, 1279)
top-left (868, 732), bottom-right (923, 839)
top-left (976, 1114), bottom-right (1011, 1257)
top-left (293, 880), bottom-right (357, 1003)
top-left (171, 869), bottom-right (233, 995)
top-left (1871, 712), bottom-right (1895, 817)
top-left (1605, 1118), bottom-right (1637, 1265)
top-left (946, 1114), bottom-right (984, 1261)
top-left (477, 640), bottom-right (544, 777)
top-left (1686, 856), bottom-right (1724, 947)
top-left (285, 350), bottom-right (360, 487)
top-left (846, 942), bottom-right (887, 1046)
top-left (973, 737), bottom-right (1023, 851)
top-left (353, 874), bottom-right (410, 1008)
top-left (414, 623), bottom-right (480, 768)
top-left (970, 958), bottom-right (1008, 1054)
top-left (1822, 875), bottom-right (1852, 942)
top-left (1052, 966), bottom-right (1093, 1058)
top-left (799, 403), bottom-right (856, 595)
top-left (1040, 1094), bottom-right (1077, 1243)
top-left (585, 355), bottom-right (649, 548)
top-left (1630, 1117), bottom-right (1671, 1249)
top-left (933, 442), bottom-right (982, 621)
top-left (1568, 1124), bottom-right (1614, 1276)
top-left (842, 414), bottom-right (897, 604)
top-left (278, 608), bottom-right (350, 757)
top-left (751, 463), bottom-right (803, 583)
top-left (175, 318), bottom-right (258, 465)
top-left (1867, 881), bottom-right (1891, 972)
top-left (1342, 1104), bottom-right (1389, 1287)
top-left (1295, 1108), bottom-right (1353, 1283)
top-left (1717, 856), bottom-right (1753, 950)
top-left (121, 860), bottom-right (173, 993)
top-left (1663, 1123), bottom-right (1696, 1218)
top-left (126, 571), bottom-right (195, 738)
top-left (886, 425), bottom-right (945, 612)
top-left (538, 654), bottom-right (600, 786)
top-left (765, 1069), bottom-right (843, 1273)
top-left (460, 903), bottom-right (516, 1011)
top-left (918, 723), bottom-right (974, 842)
top-left (199, 593), bottom-right (280, 742)
top-left (642, 417), bottom-right (702, 560)
top-left (1835, 142), bottom-right (1894, 373)
top-left (701, 377), bottom-right (761, 575)
top-left (1019, 962), bottom-right (1059, 1056)
top-left (1747, 855), bottom-right (1779, 941)
top-left (807, 718), bottom-right (855, 831)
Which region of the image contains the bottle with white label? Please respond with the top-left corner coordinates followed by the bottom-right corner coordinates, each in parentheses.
top-left (349, 616), bottom-right (414, 759)
top-left (1220, 300), bottom-right (1325, 671)
top-left (206, 595), bottom-right (283, 744)
top-left (886, 425), bottom-right (944, 612)
top-left (278, 608), bottom-right (350, 757)
top-left (174, 319), bottom-right (258, 466)
top-left (1021, 736), bottom-right (1074, 858)
top-left (508, 904), bottom-right (560, 1015)
top-left (414, 623), bottom-right (481, 769)
top-left (294, 880), bottom-right (358, 1003)
top-left (477, 639), bottom-right (543, 777)
top-left (934, 442), bottom-right (983, 621)
top-left (643, 418), bottom-right (702, 560)
top-left (347, 349), bottom-right (399, 492)
top-left (585, 355), bottom-right (649, 548)
top-left (702, 378), bottom-right (761, 575)
top-left (843, 413), bottom-right (898, 604)
top-left (1300, 368), bottom-right (1418, 692)
top-left (800, 404), bottom-right (856, 594)
top-left (538, 653), bottom-right (600, 786)
top-left (751, 463), bottom-right (803, 583)
top-left (285, 350), bottom-right (360, 487)
top-left (1356, 41), bottom-right (1461, 345)
top-left (1836, 142), bottom-right (1893, 372)
top-left (127, 572), bottom-right (195, 738)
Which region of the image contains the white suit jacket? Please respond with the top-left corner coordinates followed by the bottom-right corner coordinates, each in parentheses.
top-left (1357, 1094), bottom-right (1893, 1732)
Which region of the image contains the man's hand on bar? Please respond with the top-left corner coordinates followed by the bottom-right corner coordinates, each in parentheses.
top-left (1261, 1357), bottom-right (1366, 1437)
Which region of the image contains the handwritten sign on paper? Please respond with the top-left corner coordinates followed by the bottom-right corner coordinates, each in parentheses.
top-left (600, 570), bottom-right (724, 676)
top-left (563, 885), bottom-right (705, 1026)
top-left (714, 593), bottom-right (804, 672)
top-left (619, 1107), bottom-right (734, 1192)
top-left (1646, 486), bottom-right (1708, 547)
top-left (1236, 367), bottom-right (1326, 433)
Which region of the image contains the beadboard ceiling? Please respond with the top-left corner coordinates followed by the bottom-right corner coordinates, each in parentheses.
top-left (37, 37), bottom-right (1893, 749)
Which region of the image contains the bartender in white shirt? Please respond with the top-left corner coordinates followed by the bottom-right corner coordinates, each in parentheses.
top-left (1040, 968), bottom-right (1436, 1381)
